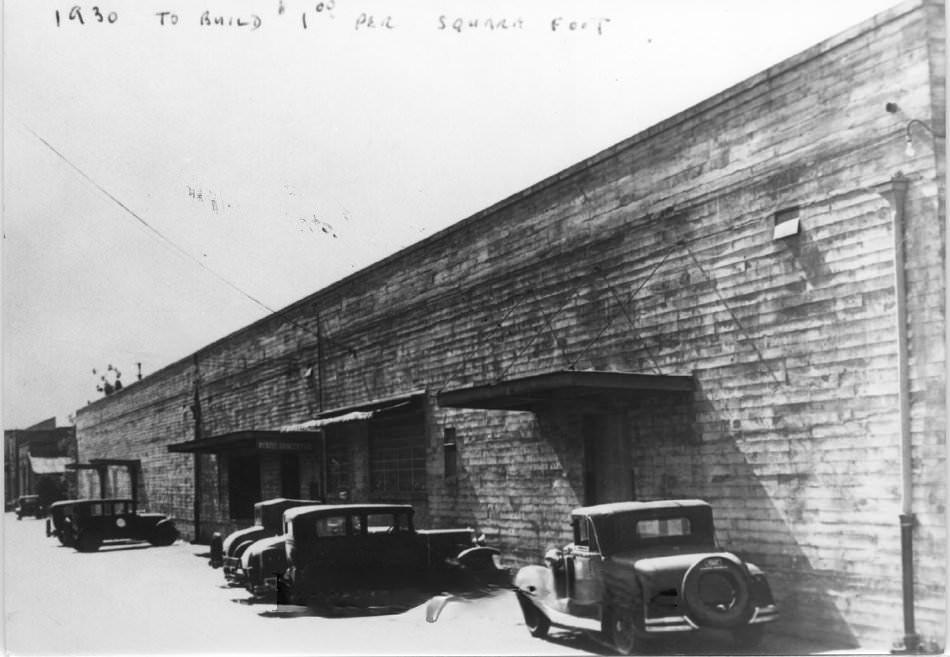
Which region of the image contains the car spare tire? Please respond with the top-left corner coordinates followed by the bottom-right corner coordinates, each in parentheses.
top-left (681, 554), bottom-right (752, 629)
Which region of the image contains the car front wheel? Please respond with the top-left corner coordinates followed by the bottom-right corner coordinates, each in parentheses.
top-left (76, 530), bottom-right (102, 552)
top-left (516, 593), bottom-right (550, 638)
top-left (604, 605), bottom-right (639, 655)
top-left (147, 524), bottom-right (178, 546)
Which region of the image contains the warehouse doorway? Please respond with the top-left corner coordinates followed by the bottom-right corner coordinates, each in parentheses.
top-left (583, 412), bottom-right (634, 505)
top-left (280, 453), bottom-right (300, 499)
top-left (228, 453), bottom-right (260, 521)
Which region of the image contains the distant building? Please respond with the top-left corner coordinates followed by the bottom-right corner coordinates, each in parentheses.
top-left (4, 417), bottom-right (76, 507)
top-left (74, 2), bottom-right (945, 651)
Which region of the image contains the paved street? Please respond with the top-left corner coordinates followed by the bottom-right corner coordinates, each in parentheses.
top-left (3, 513), bottom-right (602, 656)
top-left (3, 513), bottom-right (874, 656)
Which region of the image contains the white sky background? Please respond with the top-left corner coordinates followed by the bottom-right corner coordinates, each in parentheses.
top-left (3, 0), bottom-right (903, 428)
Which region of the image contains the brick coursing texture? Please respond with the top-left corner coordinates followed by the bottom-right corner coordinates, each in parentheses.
top-left (75, 0), bottom-right (945, 649)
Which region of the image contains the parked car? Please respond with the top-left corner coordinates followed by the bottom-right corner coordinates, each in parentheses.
top-left (219, 497), bottom-right (321, 585)
top-left (46, 498), bottom-right (179, 552)
top-left (46, 499), bottom-right (79, 546)
top-left (14, 494), bottom-right (44, 519)
top-left (242, 503), bottom-right (504, 603)
top-left (513, 499), bottom-right (778, 654)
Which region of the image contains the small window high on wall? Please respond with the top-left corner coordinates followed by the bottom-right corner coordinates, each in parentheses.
top-left (443, 427), bottom-right (457, 480)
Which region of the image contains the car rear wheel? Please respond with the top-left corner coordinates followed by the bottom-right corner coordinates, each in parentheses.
top-left (148, 523), bottom-right (178, 546)
top-left (516, 593), bottom-right (550, 638)
top-left (76, 530), bottom-right (103, 552)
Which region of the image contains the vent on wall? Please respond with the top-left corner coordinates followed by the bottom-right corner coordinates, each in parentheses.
top-left (773, 206), bottom-right (800, 240)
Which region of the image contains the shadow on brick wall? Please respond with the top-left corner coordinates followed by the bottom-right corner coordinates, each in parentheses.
top-left (436, 396), bottom-right (864, 651)
top-left (697, 439), bottom-right (861, 651)
top-left (657, 385), bottom-right (863, 651)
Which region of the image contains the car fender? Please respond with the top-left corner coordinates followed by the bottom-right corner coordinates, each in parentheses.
top-left (513, 565), bottom-right (556, 603)
top-left (456, 545), bottom-right (501, 571)
top-left (155, 518), bottom-right (178, 535)
top-left (745, 561), bottom-right (764, 577)
top-left (223, 526), bottom-right (268, 556)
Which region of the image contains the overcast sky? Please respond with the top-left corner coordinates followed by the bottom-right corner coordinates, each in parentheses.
top-left (3, 0), bottom-right (902, 428)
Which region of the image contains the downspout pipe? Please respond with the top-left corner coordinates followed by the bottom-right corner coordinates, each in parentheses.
top-left (877, 173), bottom-right (920, 653)
top-left (316, 312), bottom-right (328, 501)
top-left (192, 354), bottom-right (203, 543)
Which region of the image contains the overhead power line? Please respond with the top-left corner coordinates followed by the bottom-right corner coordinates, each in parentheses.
top-left (22, 123), bottom-right (357, 357)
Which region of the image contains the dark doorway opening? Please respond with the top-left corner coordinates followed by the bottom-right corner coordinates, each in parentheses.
top-left (582, 412), bottom-right (634, 505)
top-left (228, 453), bottom-right (260, 520)
top-left (280, 453), bottom-right (300, 499)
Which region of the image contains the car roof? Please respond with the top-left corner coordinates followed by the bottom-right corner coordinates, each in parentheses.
top-left (572, 499), bottom-right (711, 518)
top-left (284, 503), bottom-right (413, 521)
top-left (256, 497), bottom-right (319, 508)
top-left (49, 498), bottom-right (135, 507)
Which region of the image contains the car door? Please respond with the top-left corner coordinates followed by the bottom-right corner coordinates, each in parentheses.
top-left (568, 515), bottom-right (605, 606)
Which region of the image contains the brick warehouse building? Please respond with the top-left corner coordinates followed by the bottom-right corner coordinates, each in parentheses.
top-left (73, 1), bottom-right (945, 650)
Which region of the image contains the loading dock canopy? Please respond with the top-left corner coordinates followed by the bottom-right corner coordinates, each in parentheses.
top-left (279, 389), bottom-right (425, 432)
top-left (167, 391), bottom-right (426, 452)
top-left (28, 455), bottom-right (74, 474)
top-left (167, 430), bottom-right (324, 454)
top-left (437, 370), bottom-right (693, 411)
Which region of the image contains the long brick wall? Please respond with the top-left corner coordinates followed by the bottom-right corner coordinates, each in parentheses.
top-left (76, 0), bottom-right (945, 649)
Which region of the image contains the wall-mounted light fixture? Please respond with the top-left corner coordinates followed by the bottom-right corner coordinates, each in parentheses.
top-left (884, 102), bottom-right (945, 157)
top-left (903, 119), bottom-right (943, 157)
top-left (772, 206), bottom-right (800, 240)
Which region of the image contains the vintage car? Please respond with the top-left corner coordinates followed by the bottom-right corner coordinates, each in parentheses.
top-left (218, 497), bottom-right (321, 584)
top-left (513, 499), bottom-right (778, 654)
top-left (241, 503), bottom-right (504, 603)
top-left (45, 498), bottom-right (179, 552)
top-left (47, 499), bottom-right (79, 545)
top-left (14, 494), bottom-right (44, 519)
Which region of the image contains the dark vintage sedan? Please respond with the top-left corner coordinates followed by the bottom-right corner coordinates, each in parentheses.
top-left (47, 499), bottom-right (79, 546)
top-left (218, 497), bottom-right (321, 585)
top-left (14, 495), bottom-right (44, 519)
top-left (46, 498), bottom-right (179, 552)
top-left (242, 503), bottom-right (504, 603)
top-left (513, 499), bottom-right (778, 654)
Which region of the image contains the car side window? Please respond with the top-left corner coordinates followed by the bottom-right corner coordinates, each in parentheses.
top-left (366, 513), bottom-right (393, 534)
top-left (315, 516), bottom-right (347, 537)
top-left (350, 513), bottom-right (363, 534)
